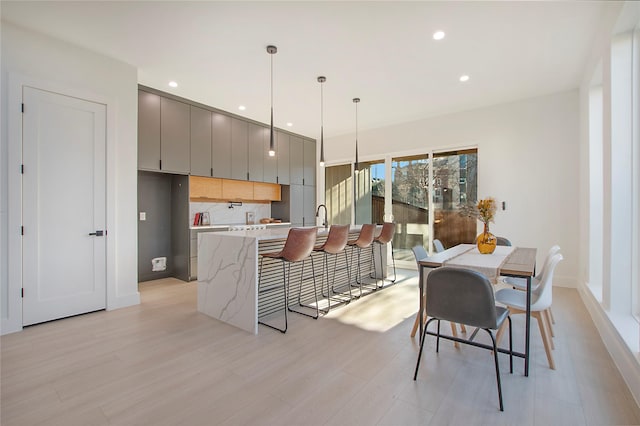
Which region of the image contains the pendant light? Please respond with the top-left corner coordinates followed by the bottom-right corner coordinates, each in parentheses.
top-left (353, 97), bottom-right (360, 171)
top-left (318, 76), bottom-right (326, 167)
top-left (267, 45), bottom-right (277, 157)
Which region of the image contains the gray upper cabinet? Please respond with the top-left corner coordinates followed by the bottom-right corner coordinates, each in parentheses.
top-left (303, 185), bottom-right (316, 226)
top-left (138, 90), bottom-right (161, 171)
top-left (303, 139), bottom-right (316, 186)
top-left (190, 106), bottom-right (212, 177)
top-left (289, 136), bottom-right (304, 185)
top-left (160, 97), bottom-right (190, 174)
top-left (263, 129), bottom-right (278, 184)
top-left (289, 184), bottom-right (304, 226)
top-left (248, 123), bottom-right (265, 182)
top-left (275, 131), bottom-right (289, 184)
top-left (231, 118), bottom-right (249, 180)
top-left (212, 112), bottom-right (232, 179)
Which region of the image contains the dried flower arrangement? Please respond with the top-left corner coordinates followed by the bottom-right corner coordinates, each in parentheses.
top-left (459, 197), bottom-right (497, 225)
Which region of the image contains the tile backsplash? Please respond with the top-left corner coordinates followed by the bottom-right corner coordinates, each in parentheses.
top-left (190, 202), bottom-right (271, 226)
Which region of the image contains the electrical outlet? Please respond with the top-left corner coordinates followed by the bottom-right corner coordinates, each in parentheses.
top-left (139, 212), bottom-right (146, 221)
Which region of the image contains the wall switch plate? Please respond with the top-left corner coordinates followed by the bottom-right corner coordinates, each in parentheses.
top-left (139, 212), bottom-right (146, 221)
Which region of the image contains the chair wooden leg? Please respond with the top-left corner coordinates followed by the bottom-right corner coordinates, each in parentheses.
top-left (450, 322), bottom-right (460, 349)
top-left (410, 310), bottom-right (420, 337)
top-left (549, 306), bottom-right (556, 324)
top-left (459, 324), bottom-right (467, 333)
top-left (544, 309), bottom-right (555, 338)
top-left (534, 311), bottom-right (555, 369)
top-left (494, 317), bottom-right (509, 347)
top-left (543, 309), bottom-right (555, 350)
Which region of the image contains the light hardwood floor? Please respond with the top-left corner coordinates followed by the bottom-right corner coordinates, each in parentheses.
top-left (2, 270), bottom-right (639, 425)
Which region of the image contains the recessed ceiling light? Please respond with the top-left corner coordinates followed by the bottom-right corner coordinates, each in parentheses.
top-left (433, 31), bottom-right (445, 41)
top-left (168, 81), bottom-right (178, 88)
top-left (238, 105), bottom-right (246, 111)
top-left (459, 75), bottom-right (470, 82)
top-left (286, 122), bottom-right (293, 127)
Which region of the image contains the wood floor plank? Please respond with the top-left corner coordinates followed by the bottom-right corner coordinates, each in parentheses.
top-left (1, 273), bottom-right (638, 426)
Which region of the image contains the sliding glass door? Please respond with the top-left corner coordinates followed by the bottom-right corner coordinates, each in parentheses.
top-left (391, 154), bottom-right (430, 265)
top-left (432, 149), bottom-right (478, 250)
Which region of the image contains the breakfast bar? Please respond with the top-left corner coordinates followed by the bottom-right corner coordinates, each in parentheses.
top-left (197, 226), bottom-right (386, 333)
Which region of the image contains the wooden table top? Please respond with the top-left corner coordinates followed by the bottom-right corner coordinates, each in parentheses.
top-left (418, 244), bottom-right (537, 278)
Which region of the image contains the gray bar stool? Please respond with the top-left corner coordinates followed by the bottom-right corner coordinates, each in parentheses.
top-left (347, 223), bottom-right (376, 298)
top-left (258, 227), bottom-right (318, 333)
top-left (312, 224), bottom-right (351, 313)
top-left (372, 222), bottom-right (396, 287)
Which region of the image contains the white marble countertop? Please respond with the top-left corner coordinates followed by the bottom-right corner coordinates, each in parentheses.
top-left (190, 222), bottom-right (291, 231)
top-left (208, 224), bottom-right (370, 241)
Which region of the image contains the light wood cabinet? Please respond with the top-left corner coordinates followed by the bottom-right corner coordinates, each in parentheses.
top-left (253, 182), bottom-right (281, 201)
top-left (189, 176), bottom-right (222, 200)
top-left (222, 179), bottom-right (253, 201)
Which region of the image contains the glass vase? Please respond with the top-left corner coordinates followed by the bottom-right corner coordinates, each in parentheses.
top-left (476, 223), bottom-right (497, 254)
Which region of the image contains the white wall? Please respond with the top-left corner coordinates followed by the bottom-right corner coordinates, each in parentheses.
top-left (324, 90), bottom-right (580, 287)
top-left (1, 22), bottom-right (140, 334)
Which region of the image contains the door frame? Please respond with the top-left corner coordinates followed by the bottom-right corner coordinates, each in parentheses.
top-left (4, 73), bottom-right (118, 334)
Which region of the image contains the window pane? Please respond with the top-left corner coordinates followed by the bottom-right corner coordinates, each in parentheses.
top-left (355, 160), bottom-right (385, 225)
top-left (324, 164), bottom-right (352, 225)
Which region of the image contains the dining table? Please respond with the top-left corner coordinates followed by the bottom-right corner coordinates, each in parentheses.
top-left (417, 243), bottom-right (537, 376)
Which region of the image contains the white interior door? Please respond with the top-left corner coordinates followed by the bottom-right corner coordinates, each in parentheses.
top-left (22, 86), bottom-right (107, 326)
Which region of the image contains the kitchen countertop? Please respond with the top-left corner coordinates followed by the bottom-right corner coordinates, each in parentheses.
top-left (211, 224), bottom-right (370, 241)
top-left (190, 222), bottom-right (291, 230)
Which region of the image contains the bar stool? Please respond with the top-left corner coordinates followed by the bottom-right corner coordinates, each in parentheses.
top-left (372, 222), bottom-right (396, 287)
top-left (312, 224), bottom-right (351, 313)
top-left (258, 227), bottom-right (318, 333)
top-left (347, 224), bottom-right (376, 298)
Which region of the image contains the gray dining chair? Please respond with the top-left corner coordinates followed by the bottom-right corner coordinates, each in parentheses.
top-left (433, 239), bottom-right (445, 253)
top-left (496, 236), bottom-right (512, 246)
top-left (413, 267), bottom-right (513, 411)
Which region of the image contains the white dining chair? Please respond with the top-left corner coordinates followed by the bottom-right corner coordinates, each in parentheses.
top-left (500, 244), bottom-right (561, 328)
top-left (495, 253), bottom-right (563, 369)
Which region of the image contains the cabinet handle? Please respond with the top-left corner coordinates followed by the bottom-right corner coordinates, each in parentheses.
top-left (211, 167), bottom-right (213, 177)
top-left (247, 172), bottom-right (249, 181)
top-left (159, 159), bottom-right (162, 170)
top-left (89, 230), bottom-right (104, 237)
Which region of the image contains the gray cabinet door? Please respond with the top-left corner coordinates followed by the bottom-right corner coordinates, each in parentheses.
top-left (303, 185), bottom-right (316, 226)
top-left (290, 184), bottom-right (304, 226)
top-left (212, 112), bottom-right (231, 179)
top-left (303, 139), bottom-right (316, 186)
top-left (160, 97), bottom-right (190, 174)
top-left (247, 123), bottom-right (265, 182)
top-left (263, 129), bottom-right (278, 183)
top-left (276, 131), bottom-right (290, 184)
top-left (231, 117), bottom-right (248, 180)
top-left (289, 136), bottom-right (304, 185)
top-left (190, 106), bottom-right (212, 177)
top-left (138, 90), bottom-right (161, 171)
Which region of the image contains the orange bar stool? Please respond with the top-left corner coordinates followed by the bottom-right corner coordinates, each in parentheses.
top-left (372, 222), bottom-right (397, 287)
top-left (347, 223), bottom-right (376, 298)
top-left (258, 227), bottom-right (318, 333)
top-left (312, 224), bottom-right (351, 313)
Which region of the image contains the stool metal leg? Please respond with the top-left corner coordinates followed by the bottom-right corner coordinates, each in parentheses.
top-left (257, 256), bottom-right (288, 334)
top-left (291, 258), bottom-right (320, 319)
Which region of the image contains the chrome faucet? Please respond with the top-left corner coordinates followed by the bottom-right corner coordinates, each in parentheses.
top-left (316, 204), bottom-right (328, 229)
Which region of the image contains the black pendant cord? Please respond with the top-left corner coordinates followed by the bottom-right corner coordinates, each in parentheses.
top-left (353, 97), bottom-right (360, 171)
top-left (267, 45), bottom-right (277, 156)
top-left (318, 76), bottom-right (326, 166)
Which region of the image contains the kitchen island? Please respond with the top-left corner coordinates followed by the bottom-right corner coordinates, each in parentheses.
top-left (197, 226), bottom-right (386, 333)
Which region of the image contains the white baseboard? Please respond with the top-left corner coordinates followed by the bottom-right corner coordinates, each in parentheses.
top-left (579, 284), bottom-right (640, 408)
top-left (107, 292), bottom-right (140, 310)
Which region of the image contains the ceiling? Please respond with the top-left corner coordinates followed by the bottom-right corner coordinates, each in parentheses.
top-left (1, 1), bottom-right (615, 140)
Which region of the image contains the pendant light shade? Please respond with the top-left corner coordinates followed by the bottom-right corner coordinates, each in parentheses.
top-left (353, 97), bottom-right (360, 171)
top-left (318, 76), bottom-right (326, 167)
top-left (267, 45), bottom-right (277, 157)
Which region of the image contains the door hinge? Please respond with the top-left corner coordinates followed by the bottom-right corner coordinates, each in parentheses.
top-left (21, 288), bottom-right (24, 298)
top-left (21, 103), bottom-right (24, 113)
top-left (20, 226), bottom-right (24, 235)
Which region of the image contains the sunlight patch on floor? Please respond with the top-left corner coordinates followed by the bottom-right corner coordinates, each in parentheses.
top-left (324, 269), bottom-right (420, 333)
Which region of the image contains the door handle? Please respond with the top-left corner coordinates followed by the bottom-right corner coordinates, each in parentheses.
top-left (88, 230), bottom-right (104, 236)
